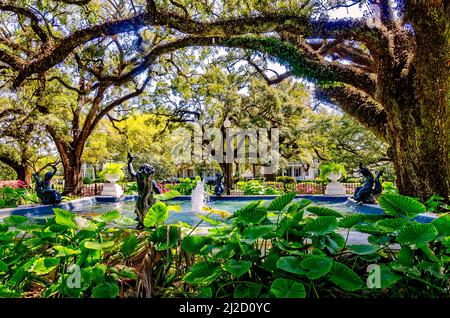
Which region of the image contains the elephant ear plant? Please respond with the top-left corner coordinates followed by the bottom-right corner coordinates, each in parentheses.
top-left (180, 192), bottom-right (450, 298)
top-left (0, 193), bottom-right (190, 298)
top-left (1, 192), bottom-right (449, 298)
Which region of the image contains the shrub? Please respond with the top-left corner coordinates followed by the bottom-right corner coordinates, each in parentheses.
top-left (276, 176), bottom-right (296, 184)
top-left (382, 181), bottom-right (398, 194)
top-left (83, 177), bottom-right (93, 185)
top-left (173, 176), bottom-right (201, 195)
top-left (99, 163), bottom-right (124, 179)
top-left (0, 180), bottom-right (28, 189)
top-left (237, 180), bottom-right (284, 195)
top-left (0, 186), bottom-right (39, 208)
top-left (124, 182), bottom-right (138, 195)
top-left (319, 162), bottom-right (347, 180)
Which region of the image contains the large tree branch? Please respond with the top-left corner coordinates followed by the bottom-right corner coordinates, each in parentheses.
top-left (212, 36), bottom-right (376, 96)
top-left (0, 153), bottom-right (20, 169)
top-left (1, 4), bottom-right (387, 87)
top-left (78, 75), bottom-right (152, 153)
top-left (0, 48), bottom-right (25, 69)
top-left (0, 2), bottom-right (49, 43)
top-left (315, 85), bottom-right (387, 141)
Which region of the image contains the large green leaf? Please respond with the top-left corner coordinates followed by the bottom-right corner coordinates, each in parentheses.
top-left (328, 262), bottom-right (363, 291)
top-left (306, 206), bottom-right (344, 217)
top-left (0, 287), bottom-right (22, 298)
top-left (183, 262), bottom-right (222, 284)
top-left (53, 208), bottom-right (78, 229)
top-left (243, 225), bottom-right (275, 242)
top-left (417, 261), bottom-right (445, 279)
top-left (376, 218), bottom-right (408, 231)
top-left (304, 216), bottom-right (337, 235)
top-left (84, 241), bottom-right (115, 250)
top-left (378, 194), bottom-right (426, 218)
top-left (373, 265), bottom-right (403, 288)
top-left (337, 214), bottom-right (365, 229)
top-left (270, 278), bottom-right (306, 298)
top-left (150, 226), bottom-right (180, 250)
top-left (396, 224), bottom-right (438, 246)
top-left (0, 223), bottom-right (8, 232)
top-left (92, 283), bottom-right (119, 298)
top-left (354, 224), bottom-right (389, 236)
top-left (267, 192), bottom-right (296, 211)
top-left (348, 244), bottom-right (379, 255)
top-left (28, 257), bottom-right (59, 275)
top-left (182, 235), bottom-right (211, 254)
top-left (223, 259), bottom-right (251, 277)
top-left (144, 202), bottom-right (169, 227)
top-left (196, 213), bottom-right (224, 226)
top-left (54, 246), bottom-right (81, 257)
top-left (200, 243), bottom-right (235, 259)
top-left (325, 232), bottom-right (346, 254)
top-left (431, 215), bottom-right (450, 237)
top-left (120, 234), bottom-right (139, 257)
top-left (0, 260), bottom-right (8, 272)
top-left (419, 245), bottom-right (440, 263)
top-left (3, 215), bottom-right (28, 226)
top-left (237, 206), bottom-right (267, 225)
top-left (397, 246), bottom-right (414, 266)
top-left (300, 255), bottom-right (332, 279)
top-left (276, 256), bottom-right (306, 275)
top-left (154, 190), bottom-right (181, 201)
top-left (97, 210), bottom-right (120, 223)
top-left (234, 282), bottom-right (262, 298)
top-left (290, 199), bottom-right (312, 211)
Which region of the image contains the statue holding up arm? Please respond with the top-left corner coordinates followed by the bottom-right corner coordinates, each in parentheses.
top-left (127, 151), bottom-right (158, 229)
top-left (33, 164), bottom-right (62, 205)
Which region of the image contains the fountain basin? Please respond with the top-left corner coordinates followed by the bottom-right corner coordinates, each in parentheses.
top-left (0, 195), bottom-right (438, 224)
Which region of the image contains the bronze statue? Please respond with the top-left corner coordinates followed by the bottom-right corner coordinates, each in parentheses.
top-left (33, 165), bottom-right (62, 205)
top-left (127, 152), bottom-right (161, 229)
top-left (214, 173), bottom-right (224, 196)
top-left (353, 164), bottom-right (383, 204)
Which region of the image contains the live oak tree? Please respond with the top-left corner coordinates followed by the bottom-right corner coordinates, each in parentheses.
top-left (0, 0), bottom-right (448, 200)
top-left (0, 95), bottom-right (54, 184)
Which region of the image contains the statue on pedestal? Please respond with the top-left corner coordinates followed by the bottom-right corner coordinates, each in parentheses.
top-left (353, 164), bottom-right (383, 204)
top-left (214, 173), bottom-right (224, 196)
top-left (33, 165), bottom-right (62, 205)
top-left (127, 152), bottom-right (161, 229)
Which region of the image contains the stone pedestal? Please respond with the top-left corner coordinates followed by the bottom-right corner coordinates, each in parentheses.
top-left (101, 183), bottom-right (123, 197)
top-left (325, 181), bottom-right (346, 195)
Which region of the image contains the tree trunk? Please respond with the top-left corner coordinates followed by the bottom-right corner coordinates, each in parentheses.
top-left (62, 154), bottom-right (83, 195)
top-left (15, 165), bottom-right (31, 185)
top-left (388, 111), bottom-right (449, 201)
top-left (387, 3), bottom-right (450, 201)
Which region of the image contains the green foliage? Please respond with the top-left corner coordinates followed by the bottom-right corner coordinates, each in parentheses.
top-left (319, 162), bottom-right (347, 180)
top-left (83, 177), bottom-right (93, 185)
top-left (382, 182), bottom-right (398, 194)
top-left (173, 177), bottom-right (199, 195)
top-left (276, 176), bottom-right (296, 184)
top-left (123, 182), bottom-right (137, 195)
top-left (0, 186), bottom-right (39, 208)
top-left (425, 195), bottom-right (450, 213)
top-left (99, 163), bottom-right (124, 179)
top-left (1, 192), bottom-right (450, 298)
top-left (236, 180), bottom-right (284, 195)
top-left (0, 201), bottom-right (185, 298)
top-left (179, 192), bottom-right (450, 298)
top-left (378, 193), bottom-right (426, 218)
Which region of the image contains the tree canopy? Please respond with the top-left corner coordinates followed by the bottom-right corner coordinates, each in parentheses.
top-left (0, 0), bottom-right (448, 200)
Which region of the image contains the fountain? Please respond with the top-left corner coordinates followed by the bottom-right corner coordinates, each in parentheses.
top-left (191, 178), bottom-right (209, 213)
